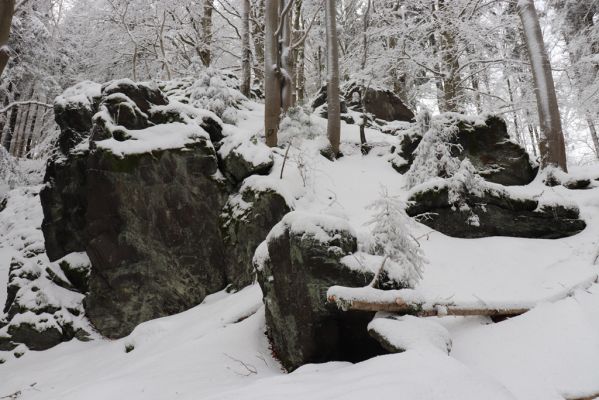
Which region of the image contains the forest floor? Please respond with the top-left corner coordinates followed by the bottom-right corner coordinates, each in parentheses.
top-left (1, 104), bottom-right (599, 400)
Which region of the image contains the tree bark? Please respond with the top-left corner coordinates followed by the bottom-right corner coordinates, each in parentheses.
top-left (264, 0), bottom-right (281, 147)
top-left (251, 0), bottom-right (266, 83)
top-left (438, 0), bottom-right (461, 113)
top-left (200, 0), bottom-right (214, 67)
top-left (325, 0), bottom-right (340, 156)
top-left (240, 0), bottom-right (252, 97)
top-left (0, 0), bottom-right (15, 77)
top-left (518, 0), bottom-right (568, 171)
top-left (280, 0), bottom-right (293, 113)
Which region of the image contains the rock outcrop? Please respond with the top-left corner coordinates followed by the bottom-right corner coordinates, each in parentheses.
top-left (39, 77), bottom-right (282, 339)
top-left (406, 181), bottom-right (586, 239)
top-left (312, 81), bottom-right (414, 123)
top-left (255, 212), bottom-right (388, 372)
top-left (390, 115), bottom-right (537, 186)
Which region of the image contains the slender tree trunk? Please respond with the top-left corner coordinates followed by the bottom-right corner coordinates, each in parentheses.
top-left (291, 0), bottom-right (303, 106)
top-left (506, 77), bottom-right (522, 144)
top-left (296, 38), bottom-right (305, 104)
top-left (517, 0), bottom-right (568, 171)
top-left (240, 0), bottom-right (252, 97)
top-left (280, 0), bottom-right (293, 112)
top-left (325, 0), bottom-right (340, 156)
top-left (586, 115), bottom-right (599, 159)
top-left (159, 11), bottom-right (172, 80)
top-left (251, 0), bottom-right (265, 83)
top-left (9, 105), bottom-right (24, 155)
top-left (360, 0), bottom-right (371, 70)
top-left (438, 0), bottom-right (461, 113)
top-left (200, 0), bottom-right (214, 67)
top-left (264, 0), bottom-right (281, 147)
top-left (0, 0), bottom-right (15, 78)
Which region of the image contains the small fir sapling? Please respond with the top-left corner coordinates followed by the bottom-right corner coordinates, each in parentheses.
top-left (405, 111), bottom-right (462, 189)
top-left (366, 189), bottom-right (426, 289)
top-left (447, 159), bottom-right (486, 227)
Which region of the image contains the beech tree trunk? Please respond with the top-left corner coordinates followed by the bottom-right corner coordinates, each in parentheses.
top-left (325, 0), bottom-right (340, 156)
top-left (200, 0), bottom-right (214, 67)
top-left (518, 0), bottom-right (568, 171)
top-left (264, 0), bottom-right (281, 147)
top-left (0, 0), bottom-right (15, 77)
top-left (240, 0), bottom-right (252, 97)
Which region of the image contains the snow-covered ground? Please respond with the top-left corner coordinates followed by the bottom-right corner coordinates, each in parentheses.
top-left (1, 105), bottom-right (598, 400)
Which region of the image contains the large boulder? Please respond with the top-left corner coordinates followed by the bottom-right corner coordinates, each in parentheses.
top-left (221, 181), bottom-right (291, 289)
top-left (84, 143), bottom-right (229, 338)
top-left (344, 81), bottom-right (415, 122)
top-left (80, 81), bottom-right (231, 338)
top-left (311, 82), bottom-right (414, 123)
top-left (406, 180), bottom-right (586, 239)
top-left (40, 77), bottom-right (286, 339)
top-left (391, 115), bottom-right (536, 186)
top-left (255, 212), bottom-right (387, 372)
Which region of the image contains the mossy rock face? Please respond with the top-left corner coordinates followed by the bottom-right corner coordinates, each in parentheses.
top-left (406, 185), bottom-right (586, 239)
top-left (257, 215), bottom-right (386, 372)
top-left (84, 144), bottom-right (228, 338)
top-left (221, 188), bottom-right (291, 289)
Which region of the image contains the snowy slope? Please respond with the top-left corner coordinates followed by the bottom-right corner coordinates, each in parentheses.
top-left (1, 104), bottom-right (598, 400)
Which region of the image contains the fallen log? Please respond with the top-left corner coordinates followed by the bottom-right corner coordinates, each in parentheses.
top-left (565, 392), bottom-right (599, 400)
top-left (327, 275), bottom-right (598, 318)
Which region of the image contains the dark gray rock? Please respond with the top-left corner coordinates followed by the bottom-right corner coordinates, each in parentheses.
top-left (84, 142), bottom-right (229, 338)
top-left (256, 212), bottom-right (387, 372)
top-left (407, 184), bottom-right (586, 239)
top-left (454, 116), bottom-right (536, 186)
top-left (344, 81), bottom-right (415, 123)
top-left (40, 78), bottom-right (292, 340)
top-left (312, 82), bottom-right (414, 124)
top-left (54, 82), bottom-right (102, 155)
top-left (392, 115), bottom-right (537, 186)
top-left (40, 152), bottom-right (88, 262)
top-left (220, 145), bottom-right (274, 184)
top-left (221, 186), bottom-right (291, 289)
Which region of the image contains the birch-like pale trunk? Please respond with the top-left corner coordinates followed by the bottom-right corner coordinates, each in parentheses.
top-left (0, 0), bottom-right (15, 78)
top-left (325, 0), bottom-right (340, 156)
top-left (264, 0), bottom-right (281, 147)
top-left (240, 0), bottom-right (252, 97)
top-left (518, 0), bottom-right (568, 171)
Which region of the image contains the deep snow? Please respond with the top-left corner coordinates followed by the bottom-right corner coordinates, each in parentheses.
top-left (1, 103), bottom-right (598, 400)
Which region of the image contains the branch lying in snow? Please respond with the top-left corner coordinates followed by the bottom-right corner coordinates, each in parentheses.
top-left (327, 274), bottom-right (598, 317)
top-left (0, 101), bottom-right (53, 114)
top-left (565, 392), bottom-right (599, 400)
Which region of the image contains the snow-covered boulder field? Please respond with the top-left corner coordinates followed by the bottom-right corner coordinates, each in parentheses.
top-left (2, 72), bottom-right (599, 400)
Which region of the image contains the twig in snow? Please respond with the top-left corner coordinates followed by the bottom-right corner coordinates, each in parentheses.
top-left (224, 353), bottom-right (258, 376)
